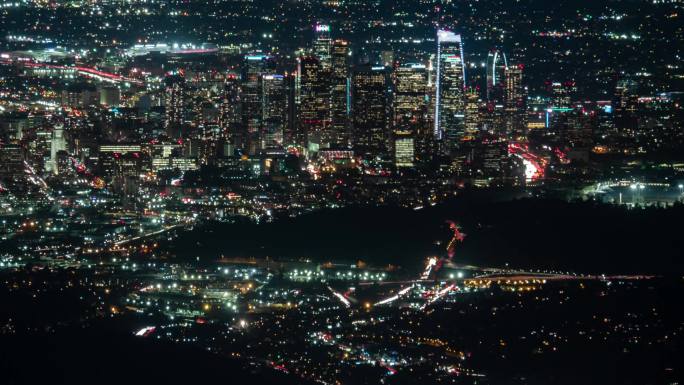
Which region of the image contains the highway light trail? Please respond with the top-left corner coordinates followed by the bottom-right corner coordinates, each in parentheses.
top-left (508, 142), bottom-right (547, 181)
top-left (328, 286), bottom-right (351, 308)
top-left (374, 284), bottom-right (414, 306)
top-left (13, 61), bottom-right (143, 85)
top-left (420, 257), bottom-right (438, 280)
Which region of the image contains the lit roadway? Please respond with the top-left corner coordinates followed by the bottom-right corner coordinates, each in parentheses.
top-left (508, 142), bottom-right (547, 181)
top-left (7, 60), bottom-right (144, 85)
top-left (358, 272), bottom-right (654, 287)
top-left (113, 223), bottom-right (185, 246)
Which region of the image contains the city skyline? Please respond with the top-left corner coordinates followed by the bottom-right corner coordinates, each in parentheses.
top-left (0, 1), bottom-right (683, 384)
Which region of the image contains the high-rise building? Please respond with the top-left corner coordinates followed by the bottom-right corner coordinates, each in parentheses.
top-left (298, 56), bottom-right (331, 149)
top-left (261, 74), bottom-right (289, 150)
top-left (486, 48), bottom-right (507, 102)
top-left (481, 102), bottom-right (506, 135)
top-left (99, 86), bottom-right (121, 107)
top-left (61, 83), bottom-right (98, 109)
top-left (329, 39), bottom-right (351, 146)
top-left (549, 81), bottom-right (576, 109)
top-left (434, 29), bottom-right (466, 154)
top-left (352, 65), bottom-right (389, 156)
top-left (614, 78), bottom-right (638, 133)
top-left (562, 107), bottom-right (595, 149)
top-left (219, 74), bottom-right (241, 145)
top-left (0, 144), bottom-right (25, 183)
top-left (546, 80), bottom-right (577, 132)
top-left (393, 63), bottom-right (431, 161)
top-left (464, 88), bottom-right (481, 136)
top-left (282, 73), bottom-right (300, 148)
top-left (504, 64), bottom-right (527, 138)
top-left (313, 23), bottom-right (332, 70)
top-left (47, 124), bottom-right (67, 175)
top-left (394, 131), bottom-right (414, 168)
top-left (242, 54), bottom-right (274, 154)
top-left (482, 137), bottom-right (508, 178)
top-left (164, 73), bottom-right (186, 139)
top-left (0, 111), bottom-right (28, 142)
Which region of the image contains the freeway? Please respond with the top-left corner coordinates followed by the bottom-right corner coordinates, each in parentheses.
top-left (508, 142), bottom-right (547, 181)
top-left (113, 223), bottom-right (185, 246)
top-left (10, 60), bottom-right (144, 85)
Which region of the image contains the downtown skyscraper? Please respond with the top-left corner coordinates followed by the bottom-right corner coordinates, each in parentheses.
top-left (329, 39), bottom-right (351, 147)
top-left (164, 73), bottom-right (186, 139)
top-left (434, 29), bottom-right (466, 155)
top-left (352, 65), bottom-right (389, 156)
top-left (298, 55), bottom-right (330, 150)
top-left (393, 63), bottom-right (433, 163)
top-left (486, 48), bottom-right (507, 102)
top-left (504, 64), bottom-right (527, 139)
top-left (242, 54), bottom-right (275, 154)
top-left (260, 74), bottom-right (289, 150)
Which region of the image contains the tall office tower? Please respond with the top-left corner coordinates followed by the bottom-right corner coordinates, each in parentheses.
top-left (219, 74), bottom-right (241, 146)
top-left (242, 54), bottom-right (274, 154)
top-left (486, 48), bottom-right (507, 102)
top-left (261, 74), bottom-right (288, 150)
top-left (482, 136), bottom-right (508, 178)
top-left (283, 73), bottom-right (300, 147)
top-left (394, 131), bottom-right (414, 168)
top-left (313, 23), bottom-right (332, 69)
top-left (352, 65), bottom-right (389, 156)
top-left (298, 56), bottom-right (331, 149)
top-left (30, 126), bottom-right (52, 174)
top-left (0, 144), bottom-right (25, 184)
top-left (434, 29), bottom-right (466, 155)
top-left (481, 102), bottom-right (506, 135)
top-left (329, 39), bottom-right (351, 147)
top-left (464, 88), bottom-right (481, 135)
top-left (393, 63), bottom-right (431, 161)
top-left (614, 78), bottom-right (638, 133)
top-left (504, 64), bottom-right (527, 139)
top-left (164, 73), bottom-right (186, 139)
top-left (548, 81), bottom-right (576, 109)
top-left (47, 124), bottom-right (67, 174)
top-left (559, 107), bottom-right (595, 150)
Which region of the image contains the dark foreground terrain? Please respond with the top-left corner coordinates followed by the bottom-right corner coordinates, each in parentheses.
top-left (172, 196), bottom-right (684, 275)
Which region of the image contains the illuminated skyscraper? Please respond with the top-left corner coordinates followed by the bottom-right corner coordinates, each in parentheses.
top-left (504, 64), bottom-right (527, 138)
top-left (352, 65), bottom-right (389, 155)
top-left (47, 124), bottom-right (66, 175)
top-left (394, 132), bottom-right (414, 168)
top-left (219, 74), bottom-right (241, 143)
top-left (434, 29), bottom-right (466, 154)
top-left (482, 136), bottom-right (508, 178)
top-left (464, 88), bottom-right (481, 135)
top-left (614, 78), bottom-right (638, 133)
top-left (549, 81), bottom-right (576, 109)
top-left (164, 73), bottom-right (186, 139)
top-left (313, 23), bottom-right (332, 70)
top-left (242, 54), bottom-right (274, 153)
top-left (486, 48), bottom-right (507, 102)
top-left (261, 74), bottom-right (288, 150)
top-left (393, 63), bottom-right (431, 161)
top-left (546, 80), bottom-right (577, 131)
top-left (298, 56), bottom-right (330, 149)
top-left (329, 39), bottom-right (351, 146)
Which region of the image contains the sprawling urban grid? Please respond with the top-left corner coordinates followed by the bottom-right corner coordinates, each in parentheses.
top-left (1, 0), bottom-right (683, 384)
